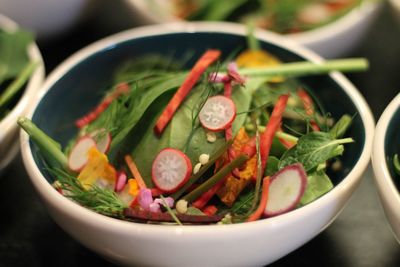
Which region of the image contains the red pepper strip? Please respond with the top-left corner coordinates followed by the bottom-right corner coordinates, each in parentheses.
top-left (202, 205), bottom-right (218, 216)
top-left (297, 88), bottom-right (320, 132)
top-left (241, 94), bottom-right (289, 176)
top-left (260, 94), bottom-right (289, 173)
top-left (75, 82), bottom-right (130, 128)
top-left (192, 178), bottom-right (226, 209)
top-left (246, 177), bottom-right (270, 222)
top-left (151, 188), bottom-right (162, 197)
top-left (154, 49), bottom-right (221, 135)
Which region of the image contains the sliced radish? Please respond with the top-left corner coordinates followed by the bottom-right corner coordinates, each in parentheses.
top-left (68, 136), bottom-right (97, 172)
top-left (89, 128), bottom-right (112, 153)
top-left (199, 95), bottom-right (236, 132)
top-left (297, 3), bottom-right (332, 25)
top-left (264, 163), bottom-right (307, 217)
top-left (152, 148), bottom-right (192, 193)
top-left (115, 170), bottom-right (128, 192)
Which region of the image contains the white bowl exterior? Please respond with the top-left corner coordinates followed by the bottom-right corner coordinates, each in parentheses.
top-left (20, 22), bottom-right (374, 266)
top-left (125, 0), bottom-right (382, 58)
top-left (0, 0), bottom-right (89, 39)
top-left (372, 93), bottom-right (400, 243)
top-left (0, 14), bottom-right (45, 173)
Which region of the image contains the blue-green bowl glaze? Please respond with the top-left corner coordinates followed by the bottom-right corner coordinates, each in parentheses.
top-left (31, 31), bottom-right (365, 186)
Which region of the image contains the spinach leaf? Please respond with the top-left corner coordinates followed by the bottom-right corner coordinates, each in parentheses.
top-left (299, 170), bottom-right (333, 205)
top-left (130, 82), bottom-right (252, 187)
top-left (0, 30), bottom-right (32, 84)
top-left (278, 131), bottom-right (353, 172)
top-left (231, 188), bottom-right (254, 216)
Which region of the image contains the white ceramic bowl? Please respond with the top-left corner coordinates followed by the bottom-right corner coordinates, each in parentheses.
top-left (372, 93), bottom-right (400, 243)
top-left (0, 14), bottom-right (44, 173)
top-left (0, 0), bottom-right (90, 40)
top-left (125, 0), bottom-right (382, 58)
top-left (389, 0), bottom-right (400, 26)
top-left (20, 22), bottom-right (374, 266)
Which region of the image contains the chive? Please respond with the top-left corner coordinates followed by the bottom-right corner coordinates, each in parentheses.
top-left (182, 154), bottom-right (249, 203)
top-left (238, 58), bottom-right (368, 78)
top-left (160, 195), bottom-right (182, 225)
top-left (329, 114), bottom-right (352, 139)
top-left (171, 140), bottom-right (233, 200)
top-left (275, 131), bottom-right (298, 143)
top-left (0, 61), bottom-right (38, 108)
top-left (18, 117), bottom-right (67, 168)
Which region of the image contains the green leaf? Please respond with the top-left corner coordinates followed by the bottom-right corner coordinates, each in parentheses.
top-left (299, 170), bottom-right (333, 206)
top-left (231, 189), bottom-right (255, 216)
top-left (0, 30), bottom-right (33, 84)
top-left (278, 131), bottom-right (353, 172)
top-left (264, 156), bottom-right (279, 176)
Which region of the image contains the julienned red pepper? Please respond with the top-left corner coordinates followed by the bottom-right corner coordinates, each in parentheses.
top-left (241, 94), bottom-right (289, 176)
top-left (297, 88), bottom-right (320, 131)
top-left (192, 178), bottom-right (226, 209)
top-left (246, 177), bottom-right (270, 222)
top-left (75, 82), bottom-right (130, 128)
top-left (154, 49), bottom-right (221, 135)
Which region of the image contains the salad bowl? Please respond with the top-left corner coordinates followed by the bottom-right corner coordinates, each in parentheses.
top-left (20, 22), bottom-right (374, 266)
top-left (125, 0), bottom-right (382, 58)
top-left (372, 93), bottom-right (400, 243)
top-left (0, 14), bottom-right (44, 174)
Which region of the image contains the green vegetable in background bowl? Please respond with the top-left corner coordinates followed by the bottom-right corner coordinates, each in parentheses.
top-left (0, 29), bottom-right (37, 120)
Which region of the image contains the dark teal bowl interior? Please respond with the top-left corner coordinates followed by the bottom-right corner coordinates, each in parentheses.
top-left (384, 106), bottom-right (400, 191)
top-left (30, 31), bottom-right (366, 185)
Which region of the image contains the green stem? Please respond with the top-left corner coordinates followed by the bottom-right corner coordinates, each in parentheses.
top-left (246, 22), bottom-right (260, 51)
top-left (182, 154), bottom-right (249, 203)
top-left (329, 114), bottom-right (352, 138)
top-left (275, 131), bottom-right (299, 143)
top-left (160, 195), bottom-right (182, 225)
top-left (238, 58), bottom-right (368, 77)
top-left (171, 140), bottom-right (233, 200)
top-left (0, 61), bottom-right (38, 108)
top-left (18, 117), bottom-right (67, 167)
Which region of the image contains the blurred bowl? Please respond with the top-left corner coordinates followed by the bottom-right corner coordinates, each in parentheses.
top-left (0, 14), bottom-right (44, 174)
top-left (389, 0), bottom-right (400, 26)
top-left (0, 0), bottom-right (90, 40)
top-left (372, 93), bottom-right (400, 242)
top-left (20, 22), bottom-right (374, 266)
top-left (126, 0), bottom-right (382, 58)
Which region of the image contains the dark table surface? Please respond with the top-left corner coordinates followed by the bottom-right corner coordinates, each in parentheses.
top-left (1, 1), bottom-right (400, 266)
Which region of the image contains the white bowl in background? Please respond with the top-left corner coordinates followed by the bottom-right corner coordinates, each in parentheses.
top-left (0, 14), bottom-right (44, 173)
top-left (0, 0), bottom-right (90, 40)
top-left (372, 93), bottom-right (400, 243)
top-left (125, 0), bottom-right (382, 58)
top-left (20, 22), bottom-right (374, 266)
top-left (389, 0), bottom-right (400, 25)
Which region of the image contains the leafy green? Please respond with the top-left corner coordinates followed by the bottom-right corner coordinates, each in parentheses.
top-left (299, 170), bottom-right (333, 205)
top-left (231, 188), bottom-right (255, 216)
top-left (0, 30), bottom-right (33, 84)
top-left (130, 81), bottom-right (252, 186)
top-left (278, 131), bottom-right (354, 172)
top-left (264, 156), bottom-right (279, 176)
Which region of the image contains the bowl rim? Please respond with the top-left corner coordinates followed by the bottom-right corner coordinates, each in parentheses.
top-left (372, 93), bottom-right (400, 223)
top-left (126, 0), bottom-right (381, 45)
top-left (0, 14), bottom-right (45, 168)
top-left (20, 21), bottom-right (374, 234)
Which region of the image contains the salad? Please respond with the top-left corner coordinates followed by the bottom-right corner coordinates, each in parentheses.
top-left (19, 39), bottom-right (367, 225)
top-left (170, 0), bottom-right (362, 34)
top-left (0, 28), bottom-right (36, 120)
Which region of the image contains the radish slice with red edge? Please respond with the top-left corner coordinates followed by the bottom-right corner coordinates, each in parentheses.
top-left (68, 136), bottom-right (97, 172)
top-left (152, 148), bottom-right (192, 193)
top-left (89, 128), bottom-right (111, 153)
top-left (115, 170), bottom-right (127, 192)
top-left (199, 95), bottom-right (236, 132)
top-left (264, 163), bottom-right (307, 217)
